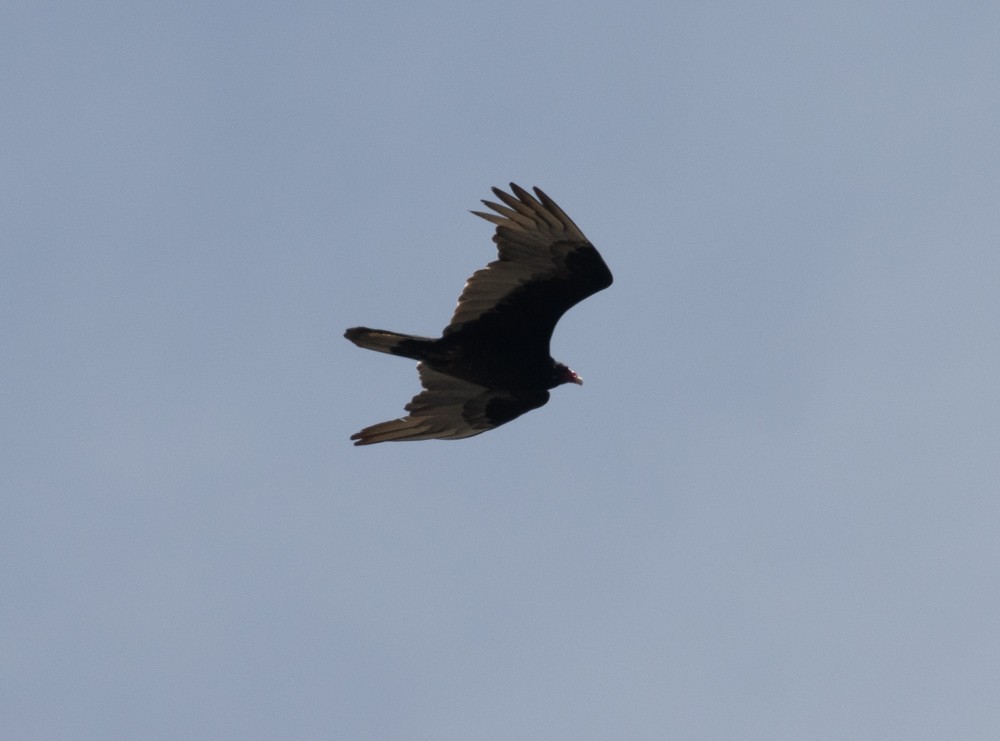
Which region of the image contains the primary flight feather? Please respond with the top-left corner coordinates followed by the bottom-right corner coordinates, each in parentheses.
top-left (344, 183), bottom-right (612, 445)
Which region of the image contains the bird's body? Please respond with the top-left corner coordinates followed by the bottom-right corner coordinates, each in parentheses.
top-left (345, 184), bottom-right (612, 445)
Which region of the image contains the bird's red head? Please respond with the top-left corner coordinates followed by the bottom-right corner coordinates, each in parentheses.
top-left (555, 362), bottom-right (584, 386)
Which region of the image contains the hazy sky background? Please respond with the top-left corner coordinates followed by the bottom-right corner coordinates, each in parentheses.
top-left (4, 2), bottom-right (1000, 739)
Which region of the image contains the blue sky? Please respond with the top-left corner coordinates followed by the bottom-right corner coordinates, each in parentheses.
top-left (4, 2), bottom-right (1000, 739)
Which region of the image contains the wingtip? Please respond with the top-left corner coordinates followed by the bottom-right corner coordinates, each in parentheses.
top-left (508, 182), bottom-right (532, 201)
top-left (350, 430), bottom-right (377, 446)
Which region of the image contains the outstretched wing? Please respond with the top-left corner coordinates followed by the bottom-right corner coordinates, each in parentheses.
top-left (350, 364), bottom-right (549, 445)
top-left (443, 184), bottom-right (613, 353)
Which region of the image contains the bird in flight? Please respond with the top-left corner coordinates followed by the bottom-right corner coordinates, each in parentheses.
top-left (345, 183), bottom-right (613, 445)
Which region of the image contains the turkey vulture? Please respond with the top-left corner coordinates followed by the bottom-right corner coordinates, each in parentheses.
top-left (344, 183), bottom-right (612, 445)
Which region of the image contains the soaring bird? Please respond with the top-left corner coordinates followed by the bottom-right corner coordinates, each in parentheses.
top-left (345, 183), bottom-right (613, 445)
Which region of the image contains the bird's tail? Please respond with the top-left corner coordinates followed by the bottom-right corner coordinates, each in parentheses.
top-left (344, 327), bottom-right (436, 360)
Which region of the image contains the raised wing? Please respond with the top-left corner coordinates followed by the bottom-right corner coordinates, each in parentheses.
top-left (349, 364), bottom-right (549, 445)
top-left (443, 184), bottom-right (613, 350)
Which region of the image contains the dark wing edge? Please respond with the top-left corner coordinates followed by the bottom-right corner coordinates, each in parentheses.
top-left (349, 365), bottom-right (547, 445)
top-left (443, 184), bottom-right (613, 335)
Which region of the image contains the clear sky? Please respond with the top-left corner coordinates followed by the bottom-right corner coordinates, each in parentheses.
top-left (4, 2), bottom-right (1000, 739)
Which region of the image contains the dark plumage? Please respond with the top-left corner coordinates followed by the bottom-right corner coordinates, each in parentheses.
top-left (345, 183), bottom-right (612, 445)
